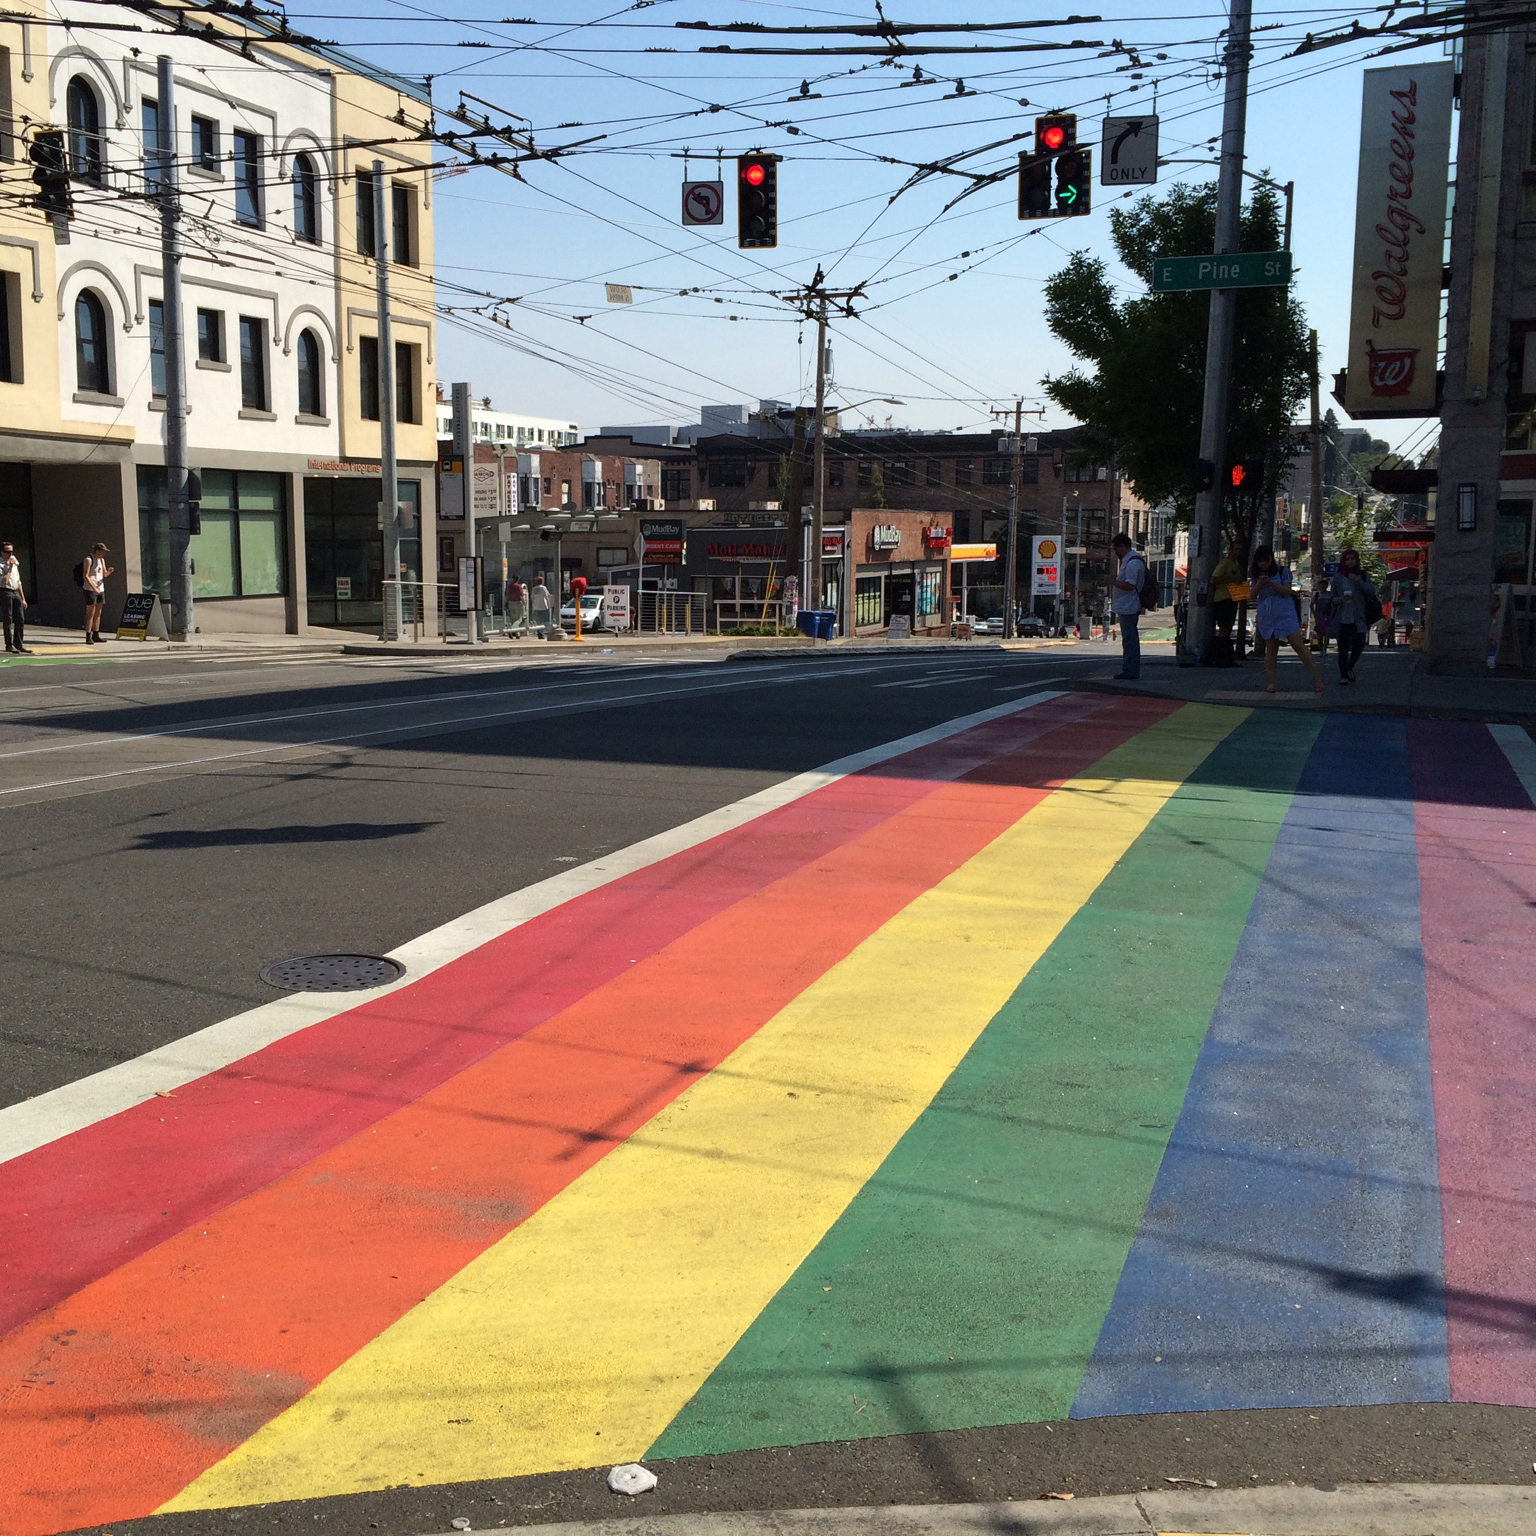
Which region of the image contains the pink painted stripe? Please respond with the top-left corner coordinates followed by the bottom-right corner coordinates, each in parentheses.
top-left (0, 694), bottom-right (1115, 1338)
top-left (1410, 719), bottom-right (1536, 1408)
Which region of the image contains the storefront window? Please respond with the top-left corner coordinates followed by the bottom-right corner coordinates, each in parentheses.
top-left (138, 466), bottom-right (289, 600)
top-left (917, 567), bottom-right (942, 619)
top-left (855, 573), bottom-right (883, 627)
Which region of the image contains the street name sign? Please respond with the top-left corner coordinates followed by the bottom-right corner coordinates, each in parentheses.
top-left (1101, 116), bottom-right (1158, 185)
top-left (1151, 251), bottom-right (1292, 292)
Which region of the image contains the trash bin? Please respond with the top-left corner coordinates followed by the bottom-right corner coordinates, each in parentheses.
top-left (796, 609), bottom-right (837, 641)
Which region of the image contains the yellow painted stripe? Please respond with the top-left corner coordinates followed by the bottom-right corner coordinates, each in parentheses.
top-left (165, 704), bottom-right (1241, 1511)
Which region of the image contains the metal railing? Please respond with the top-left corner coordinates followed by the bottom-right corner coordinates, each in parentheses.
top-left (636, 590), bottom-right (706, 635)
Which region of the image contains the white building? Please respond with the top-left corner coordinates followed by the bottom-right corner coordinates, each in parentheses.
top-left (434, 399), bottom-right (580, 448)
top-left (0, 1), bottom-right (438, 634)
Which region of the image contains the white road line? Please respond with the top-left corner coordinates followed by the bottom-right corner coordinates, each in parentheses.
top-left (1489, 722), bottom-right (1536, 807)
top-left (0, 658), bottom-right (940, 798)
top-left (0, 690), bottom-right (1065, 1163)
top-left (0, 656), bottom-right (866, 763)
top-left (996, 676), bottom-right (1067, 692)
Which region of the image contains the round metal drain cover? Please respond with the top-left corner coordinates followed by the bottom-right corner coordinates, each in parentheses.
top-left (259, 953), bottom-right (405, 992)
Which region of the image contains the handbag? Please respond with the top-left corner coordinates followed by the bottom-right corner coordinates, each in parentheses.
top-left (1362, 584), bottom-right (1384, 627)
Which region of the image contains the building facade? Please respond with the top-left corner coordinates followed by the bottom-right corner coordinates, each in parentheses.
top-left (0, 2), bottom-right (437, 636)
top-left (1429, 4), bottom-right (1536, 671)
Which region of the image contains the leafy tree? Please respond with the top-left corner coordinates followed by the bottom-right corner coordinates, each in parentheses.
top-left (1324, 492), bottom-right (1387, 581)
top-left (1042, 180), bottom-right (1310, 557)
top-left (868, 459), bottom-right (888, 510)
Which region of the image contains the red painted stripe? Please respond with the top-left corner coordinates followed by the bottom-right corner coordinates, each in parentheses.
top-left (1410, 720), bottom-right (1536, 1408)
top-left (0, 697), bottom-right (1104, 1339)
top-left (0, 700), bottom-right (1174, 1536)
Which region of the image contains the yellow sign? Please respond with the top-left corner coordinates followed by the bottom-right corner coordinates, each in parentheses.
top-left (1037, 538), bottom-right (1059, 558)
top-left (950, 543), bottom-right (999, 562)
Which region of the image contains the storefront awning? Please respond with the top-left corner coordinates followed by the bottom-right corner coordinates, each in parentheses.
top-left (950, 542), bottom-right (999, 562)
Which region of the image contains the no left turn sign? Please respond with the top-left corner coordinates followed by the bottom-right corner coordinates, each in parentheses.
top-left (682, 179), bottom-right (724, 226)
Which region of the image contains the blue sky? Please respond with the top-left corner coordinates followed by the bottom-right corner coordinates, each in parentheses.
top-left (305, 2), bottom-right (1448, 453)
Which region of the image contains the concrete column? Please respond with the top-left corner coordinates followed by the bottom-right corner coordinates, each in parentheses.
top-left (1429, 17), bottom-right (1530, 671)
top-left (287, 469), bottom-right (307, 634)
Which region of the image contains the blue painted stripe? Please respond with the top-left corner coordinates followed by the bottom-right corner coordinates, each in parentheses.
top-left (1071, 714), bottom-right (1449, 1417)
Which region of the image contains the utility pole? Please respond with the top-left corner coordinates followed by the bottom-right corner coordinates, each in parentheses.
top-left (1184, 0), bottom-right (1253, 666)
top-left (1005, 400), bottom-right (1022, 639)
top-left (373, 159), bottom-right (402, 640)
top-left (1073, 497), bottom-right (1084, 626)
top-left (811, 297), bottom-right (829, 611)
top-left (157, 55), bottom-right (191, 640)
top-left (1309, 328), bottom-right (1325, 594)
top-left (785, 405), bottom-right (807, 616)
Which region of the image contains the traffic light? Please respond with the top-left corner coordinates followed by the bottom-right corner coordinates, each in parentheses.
top-left (1018, 116), bottom-right (1088, 220)
top-left (1035, 113), bottom-right (1076, 152)
top-left (1017, 153), bottom-right (1053, 218)
top-left (29, 129), bottom-right (71, 218)
top-left (1229, 458), bottom-right (1264, 490)
top-left (1298, 531), bottom-right (1309, 553)
top-left (1052, 148), bottom-right (1091, 215)
top-left (1195, 459), bottom-right (1216, 493)
top-left (736, 153), bottom-right (777, 248)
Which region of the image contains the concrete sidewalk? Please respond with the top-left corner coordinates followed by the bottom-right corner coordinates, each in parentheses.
top-left (426, 1482), bottom-right (1536, 1536)
top-left (1077, 646), bottom-right (1536, 727)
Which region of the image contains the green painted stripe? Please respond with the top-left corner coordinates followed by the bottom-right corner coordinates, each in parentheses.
top-left (648, 709), bottom-right (1323, 1458)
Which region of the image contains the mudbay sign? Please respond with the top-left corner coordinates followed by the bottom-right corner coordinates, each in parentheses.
top-left (1345, 62), bottom-right (1454, 417)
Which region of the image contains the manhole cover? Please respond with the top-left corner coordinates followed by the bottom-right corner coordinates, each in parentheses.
top-left (259, 954), bottom-right (405, 992)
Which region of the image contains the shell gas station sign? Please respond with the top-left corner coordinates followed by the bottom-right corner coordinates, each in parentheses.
top-left (1031, 536), bottom-right (1062, 596)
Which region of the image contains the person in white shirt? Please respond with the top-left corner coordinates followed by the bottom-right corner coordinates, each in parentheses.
top-left (1, 541), bottom-right (31, 654)
top-left (1109, 533), bottom-right (1147, 680)
top-left (81, 542), bottom-right (114, 644)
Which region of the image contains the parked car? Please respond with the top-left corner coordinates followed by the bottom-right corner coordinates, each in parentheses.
top-left (1017, 615), bottom-right (1048, 638)
top-left (559, 593), bottom-right (607, 632)
top-left (973, 615), bottom-right (1005, 635)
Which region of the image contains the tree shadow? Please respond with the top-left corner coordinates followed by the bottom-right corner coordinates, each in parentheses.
top-left (132, 821), bottom-right (439, 850)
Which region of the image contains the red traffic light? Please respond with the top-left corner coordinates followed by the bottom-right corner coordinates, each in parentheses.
top-left (1230, 463), bottom-right (1247, 488)
top-left (1040, 124), bottom-right (1066, 152)
top-left (742, 161), bottom-right (766, 187)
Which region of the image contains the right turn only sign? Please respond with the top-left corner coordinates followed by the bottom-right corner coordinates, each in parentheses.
top-left (1101, 117), bottom-right (1158, 186)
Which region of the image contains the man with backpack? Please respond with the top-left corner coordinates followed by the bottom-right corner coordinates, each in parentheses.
top-left (1110, 532), bottom-right (1152, 680)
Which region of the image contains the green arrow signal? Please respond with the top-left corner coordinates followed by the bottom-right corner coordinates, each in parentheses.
top-left (1059, 185), bottom-right (1077, 205)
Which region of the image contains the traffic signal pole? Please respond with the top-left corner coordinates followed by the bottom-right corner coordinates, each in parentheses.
top-left (1309, 329), bottom-right (1326, 594)
top-left (158, 55), bottom-right (192, 641)
top-left (373, 160), bottom-right (403, 641)
top-left (1184, 0), bottom-right (1253, 667)
top-left (1005, 401), bottom-right (1022, 639)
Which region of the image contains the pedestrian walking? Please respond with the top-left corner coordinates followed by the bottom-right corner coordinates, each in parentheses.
top-left (81, 542), bottom-right (113, 643)
top-left (1251, 544), bottom-right (1323, 695)
top-left (1398, 589), bottom-right (1420, 645)
top-left (1109, 533), bottom-right (1147, 680)
top-left (529, 574), bottom-right (552, 636)
top-left (507, 574), bottom-right (526, 636)
top-left (1326, 547), bottom-right (1379, 686)
top-left (1, 540), bottom-right (31, 654)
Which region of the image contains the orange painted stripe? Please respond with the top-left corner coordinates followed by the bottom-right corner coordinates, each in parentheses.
top-left (0, 700), bottom-right (1176, 1536)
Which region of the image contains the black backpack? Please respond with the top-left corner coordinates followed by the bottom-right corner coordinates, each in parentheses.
top-left (72, 560), bottom-right (87, 588)
top-left (1136, 557), bottom-right (1159, 612)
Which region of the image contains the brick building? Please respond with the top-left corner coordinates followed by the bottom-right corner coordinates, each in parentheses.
top-left (683, 426), bottom-right (1123, 617)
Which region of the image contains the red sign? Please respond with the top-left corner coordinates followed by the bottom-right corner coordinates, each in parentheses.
top-left (1366, 342), bottom-right (1419, 398)
top-left (923, 526), bottom-right (953, 551)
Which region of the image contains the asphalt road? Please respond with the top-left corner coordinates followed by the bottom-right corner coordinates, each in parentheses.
top-left (0, 645), bottom-right (1098, 1108)
top-left (6, 644), bottom-right (1535, 1536)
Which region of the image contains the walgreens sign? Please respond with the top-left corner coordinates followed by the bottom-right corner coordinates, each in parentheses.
top-left (1344, 62), bottom-right (1454, 418)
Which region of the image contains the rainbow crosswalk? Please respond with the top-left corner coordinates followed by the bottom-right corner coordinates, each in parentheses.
top-left (2, 695), bottom-right (1534, 1536)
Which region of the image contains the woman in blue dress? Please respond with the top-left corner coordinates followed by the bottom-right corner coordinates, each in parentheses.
top-left (1251, 544), bottom-right (1324, 695)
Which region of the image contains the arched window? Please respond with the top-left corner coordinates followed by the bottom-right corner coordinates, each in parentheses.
top-left (75, 289), bottom-right (110, 394)
top-left (292, 153), bottom-right (319, 243)
top-left (296, 328), bottom-right (323, 417)
top-left (66, 76), bottom-right (105, 185)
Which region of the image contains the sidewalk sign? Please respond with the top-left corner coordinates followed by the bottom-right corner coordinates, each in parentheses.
top-left (603, 584), bottom-right (632, 631)
top-left (115, 592), bottom-right (168, 641)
